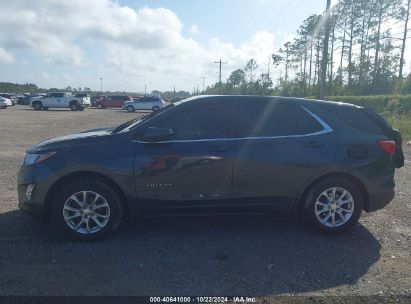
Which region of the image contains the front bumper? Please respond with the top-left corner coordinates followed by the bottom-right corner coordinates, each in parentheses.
top-left (17, 163), bottom-right (56, 222)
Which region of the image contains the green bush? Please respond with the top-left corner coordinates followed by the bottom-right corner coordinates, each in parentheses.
top-left (386, 115), bottom-right (411, 140)
top-left (325, 95), bottom-right (411, 114)
top-left (322, 95), bottom-right (411, 140)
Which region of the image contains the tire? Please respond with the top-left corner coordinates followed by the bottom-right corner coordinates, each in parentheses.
top-left (69, 102), bottom-right (78, 111)
top-left (126, 105), bottom-right (135, 112)
top-left (303, 177), bottom-right (363, 234)
top-left (78, 106), bottom-right (85, 111)
top-left (42, 107), bottom-right (49, 111)
top-left (33, 102), bottom-right (42, 111)
top-left (51, 180), bottom-right (123, 241)
top-left (152, 106), bottom-right (160, 111)
top-left (0, 106), bottom-right (6, 109)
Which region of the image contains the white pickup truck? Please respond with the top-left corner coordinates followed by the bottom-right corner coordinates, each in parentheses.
top-left (31, 92), bottom-right (91, 111)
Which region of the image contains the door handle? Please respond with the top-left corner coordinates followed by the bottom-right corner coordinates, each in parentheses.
top-left (304, 141), bottom-right (325, 148)
top-left (208, 146), bottom-right (229, 153)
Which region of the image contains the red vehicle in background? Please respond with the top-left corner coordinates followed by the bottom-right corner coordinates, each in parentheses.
top-left (96, 95), bottom-right (132, 108)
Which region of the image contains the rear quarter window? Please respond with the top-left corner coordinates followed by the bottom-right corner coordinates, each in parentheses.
top-left (316, 103), bottom-right (381, 134)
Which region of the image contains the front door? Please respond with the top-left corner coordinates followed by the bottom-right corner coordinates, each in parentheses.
top-left (133, 100), bottom-right (235, 210)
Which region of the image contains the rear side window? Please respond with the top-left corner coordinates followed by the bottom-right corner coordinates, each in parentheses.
top-left (316, 103), bottom-right (381, 134)
top-left (237, 101), bottom-right (324, 137)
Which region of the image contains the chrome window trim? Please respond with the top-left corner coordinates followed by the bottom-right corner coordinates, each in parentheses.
top-left (135, 105), bottom-right (333, 144)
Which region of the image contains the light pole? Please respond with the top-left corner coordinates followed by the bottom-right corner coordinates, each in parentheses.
top-left (99, 77), bottom-right (103, 93)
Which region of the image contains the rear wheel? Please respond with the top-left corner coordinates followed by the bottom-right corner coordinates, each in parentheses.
top-left (303, 177), bottom-right (363, 234)
top-left (33, 102), bottom-right (42, 111)
top-left (52, 180), bottom-right (123, 241)
top-left (126, 105), bottom-right (135, 112)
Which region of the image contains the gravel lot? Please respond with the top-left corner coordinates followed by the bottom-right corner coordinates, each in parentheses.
top-left (0, 105), bottom-right (410, 297)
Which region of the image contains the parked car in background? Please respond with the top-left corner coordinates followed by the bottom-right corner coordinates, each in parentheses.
top-left (91, 95), bottom-right (107, 107)
top-left (75, 93), bottom-right (91, 106)
top-left (17, 96), bottom-right (404, 240)
top-left (31, 92), bottom-right (90, 111)
top-left (0, 96), bottom-right (12, 108)
top-left (122, 96), bottom-right (165, 112)
top-left (96, 95), bottom-right (132, 108)
top-left (29, 93), bottom-right (46, 105)
top-left (0, 93), bottom-right (17, 105)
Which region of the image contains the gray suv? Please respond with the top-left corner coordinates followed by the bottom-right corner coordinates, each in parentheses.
top-left (17, 96), bottom-right (404, 240)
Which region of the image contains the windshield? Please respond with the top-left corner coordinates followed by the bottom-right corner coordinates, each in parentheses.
top-left (111, 103), bottom-right (175, 134)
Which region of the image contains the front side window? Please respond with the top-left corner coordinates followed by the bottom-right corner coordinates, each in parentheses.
top-left (237, 101), bottom-right (324, 138)
top-left (156, 102), bottom-right (232, 140)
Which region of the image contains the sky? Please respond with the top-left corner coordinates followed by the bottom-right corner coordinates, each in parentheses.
top-left (0, 0), bottom-right (408, 93)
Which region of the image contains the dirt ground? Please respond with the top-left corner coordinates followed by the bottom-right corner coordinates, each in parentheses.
top-left (0, 105), bottom-right (410, 298)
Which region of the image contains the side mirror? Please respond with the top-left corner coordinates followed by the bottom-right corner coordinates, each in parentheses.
top-left (143, 127), bottom-right (174, 142)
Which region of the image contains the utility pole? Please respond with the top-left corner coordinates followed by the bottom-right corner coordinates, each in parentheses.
top-left (267, 56), bottom-right (271, 81)
top-left (99, 77), bottom-right (103, 93)
top-left (317, 0), bottom-right (331, 100)
top-left (144, 84), bottom-right (147, 95)
top-left (173, 84), bottom-right (176, 97)
top-left (399, 0), bottom-right (411, 79)
top-left (214, 59), bottom-right (227, 94)
top-left (200, 76), bottom-right (207, 93)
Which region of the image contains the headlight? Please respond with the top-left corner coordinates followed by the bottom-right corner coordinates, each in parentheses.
top-left (23, 152), bottom-right (56, 166)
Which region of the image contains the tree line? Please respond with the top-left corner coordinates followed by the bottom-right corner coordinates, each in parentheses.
top-left (205, 0), bottom-right (411, 97)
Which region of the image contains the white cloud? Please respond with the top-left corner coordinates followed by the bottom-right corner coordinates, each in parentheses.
top-left (0, 48), bottom-right (15, 64)
top-left (0, 0), bottom-right (279, 91)
top-left (189, 25), bottom-right (199, 35)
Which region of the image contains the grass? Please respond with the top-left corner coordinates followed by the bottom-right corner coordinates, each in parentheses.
top-left (382, 114), bottom-right (411, 141)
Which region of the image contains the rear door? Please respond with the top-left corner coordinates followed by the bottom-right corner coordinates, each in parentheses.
top-left (233, 99), bottom-right (337, 209)
top-left (54, 93), bottom-right (65, 108)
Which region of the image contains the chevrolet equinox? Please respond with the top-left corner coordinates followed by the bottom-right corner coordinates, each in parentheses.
top-left (18, 96), bottom-right (404, 240)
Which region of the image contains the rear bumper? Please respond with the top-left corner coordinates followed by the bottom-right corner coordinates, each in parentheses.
top-left (363, 173), bottom-right (395, 212)
top-left (365, 186), bottom-right (395, 212)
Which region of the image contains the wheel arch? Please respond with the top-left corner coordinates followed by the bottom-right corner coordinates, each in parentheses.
top-left (44, 171), bottom-right (131, 222)
top-left (297, 172), bottom-right (369, 213)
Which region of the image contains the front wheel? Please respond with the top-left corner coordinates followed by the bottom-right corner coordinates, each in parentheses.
top-left (52, 180), bottom-right (123, 241)
top-left (126, 105), bottom-right (135, 112)
top-left (303, 177), bottom-right (363, 234)
top-left (33, 102), bottom-right (42, 111)
top-left (70, 103), bottom-right (78, 111)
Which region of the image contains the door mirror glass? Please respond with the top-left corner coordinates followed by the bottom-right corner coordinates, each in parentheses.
top-left (143, 127), bottom-right (174, 142)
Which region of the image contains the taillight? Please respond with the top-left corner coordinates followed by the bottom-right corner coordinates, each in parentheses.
top-left (378, 140), bottom-right (396, 156)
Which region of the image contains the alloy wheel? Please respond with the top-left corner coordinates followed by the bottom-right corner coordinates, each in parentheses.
top-left (314, 187), bottom-right (354, 228)
top-left (63, 191), bottom-right (110, 234)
